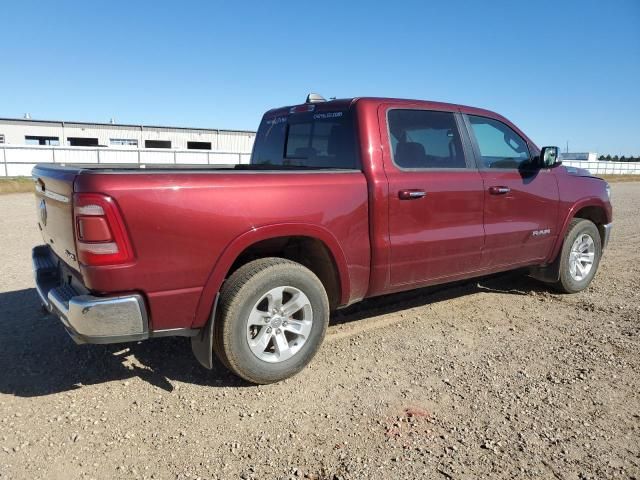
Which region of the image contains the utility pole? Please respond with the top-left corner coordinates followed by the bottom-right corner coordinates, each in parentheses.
top-left (566, 141), bottom-right (569, 153)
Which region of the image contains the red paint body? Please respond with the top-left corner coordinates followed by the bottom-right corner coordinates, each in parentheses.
top-left (33, 97), bottom-right (613, 332)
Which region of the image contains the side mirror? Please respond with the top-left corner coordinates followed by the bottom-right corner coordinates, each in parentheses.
top-left (540, 146), bottom-right (561, 168)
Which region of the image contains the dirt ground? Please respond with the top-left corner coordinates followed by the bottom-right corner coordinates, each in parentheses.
top-left (0, 184), bottom-right (638, 480)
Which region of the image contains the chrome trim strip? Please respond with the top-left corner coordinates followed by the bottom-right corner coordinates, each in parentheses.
top-left (151, 328), bottom-right (199, 338)
top-left (602, 222), bottom-right (613, 251)
top-left (34, 183), bottom-right (70, 203)
top-left (408, 191), bottom-right (427, 198)
top-left (43, 189), bottom-right (70, 203)
top-left (33, 179), bottom-right (70, 203)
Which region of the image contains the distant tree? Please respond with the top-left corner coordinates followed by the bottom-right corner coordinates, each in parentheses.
top-left (613, 155), bottom-right (619, 161)
top-left (620, 156), bottom-right (626, 162)
top-left (605, 154), bottom-right (612, 161)
top-left (599, 155), bottom-right (605, 160)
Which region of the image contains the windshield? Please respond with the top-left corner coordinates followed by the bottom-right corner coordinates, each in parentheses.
top-left (251, 109), bottom-right (358, 169)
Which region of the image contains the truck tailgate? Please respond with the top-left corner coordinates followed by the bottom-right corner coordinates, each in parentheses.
top-left (33, 165), bottom-right (80, 271)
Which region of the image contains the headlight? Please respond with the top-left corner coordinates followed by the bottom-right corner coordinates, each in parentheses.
top-left (605, 183), bottom-right (611, 201)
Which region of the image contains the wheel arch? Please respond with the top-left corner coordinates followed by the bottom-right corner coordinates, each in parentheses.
top-left (192, 223), bottom-right (351, 329)
top-left (548, 198), bottom-right (610, 263)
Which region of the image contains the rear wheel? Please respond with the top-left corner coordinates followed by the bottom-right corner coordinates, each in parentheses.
top-left (554, 218), bottom-right (602, 293)
top-left (213, 258), bottom-right (329, 384)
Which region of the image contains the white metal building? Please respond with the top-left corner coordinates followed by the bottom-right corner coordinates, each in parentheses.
top-left (558, 152), bottom-right (598, 162)
top-left (0, 117), bottom-right (256, 176)
top-left (0, 117), bottom-right (255, 152)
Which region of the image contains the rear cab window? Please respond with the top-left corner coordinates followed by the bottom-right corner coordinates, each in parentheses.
top-left (251, 107), bottom-right (359, 170)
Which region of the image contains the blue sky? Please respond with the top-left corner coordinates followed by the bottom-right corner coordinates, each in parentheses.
top-left (1, 0), bottom-right (638, 155)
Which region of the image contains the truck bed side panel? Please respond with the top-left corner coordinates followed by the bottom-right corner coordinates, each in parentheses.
top-left (74, 171), bottom-right (370, 330)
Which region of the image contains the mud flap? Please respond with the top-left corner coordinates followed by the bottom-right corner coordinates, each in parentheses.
top-left (190, 293), bottom-right (219, 369)
top-left (528, 252), bottom-right (561, 283)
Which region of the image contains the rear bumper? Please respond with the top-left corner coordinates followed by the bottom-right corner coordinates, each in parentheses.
top-left (32, 245), bottom-right (149, 344)
top-left (602, 222), bottom-right (613, 251)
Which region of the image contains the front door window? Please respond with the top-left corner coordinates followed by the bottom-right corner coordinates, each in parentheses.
top-left (468, 115), bottom-right (530, 170)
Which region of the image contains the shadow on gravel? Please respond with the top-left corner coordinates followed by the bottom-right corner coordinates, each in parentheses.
top-left (0, 271), bottom-right (550, 398)
top-left (332, 269), bottom-right (551, 325)
top-left (0, 289), bottom-right (249, 397)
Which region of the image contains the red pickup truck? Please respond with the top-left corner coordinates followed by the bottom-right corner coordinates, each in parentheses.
top-left (32, 95), bottom-right (612, 384)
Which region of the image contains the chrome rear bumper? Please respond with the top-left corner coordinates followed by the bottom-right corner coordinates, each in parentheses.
top-left (32, 245), bottom-right (149, 344)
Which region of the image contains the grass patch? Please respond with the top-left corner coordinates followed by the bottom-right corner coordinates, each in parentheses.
top-left (0, 177), bottom-right (34, 195)
top-left (599, 174), bottom-right (640, 183)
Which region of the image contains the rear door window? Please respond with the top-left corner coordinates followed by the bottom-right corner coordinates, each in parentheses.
top-left (387, 109), bottom-right (467, 169)
top-left (251, 110), bottom-right (358, 169)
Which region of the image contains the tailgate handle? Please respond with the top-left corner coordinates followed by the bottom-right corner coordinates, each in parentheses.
top-left (489, 186), bottom-right (511, 195)
top-left (399, 189), bottom-right (427, 200)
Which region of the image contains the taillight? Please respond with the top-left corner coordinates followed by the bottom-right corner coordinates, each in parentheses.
top-left (73, 193), bottom-right (134, 266)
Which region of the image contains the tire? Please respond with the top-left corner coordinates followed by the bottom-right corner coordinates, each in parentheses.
top-left (213, 257), bottom-right (329, 384)
top-left (554, 218), bottom-right (602, 293)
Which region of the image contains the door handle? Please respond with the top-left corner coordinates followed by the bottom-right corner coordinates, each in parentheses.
top-left (399, 189), bottom-right (427, 200)
top-left (488, 186), bottom-right (511, 195)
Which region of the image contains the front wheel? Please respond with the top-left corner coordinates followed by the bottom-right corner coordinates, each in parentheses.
top-left (213, 258), bottom-right (329, 384)
top-left (554, 218), bottom-right (602, 293)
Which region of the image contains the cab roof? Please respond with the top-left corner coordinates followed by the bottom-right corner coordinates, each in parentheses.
top-left (261, 96), bottom-right (533, 149)
top-left (265, 96), bottom-right (503, 120)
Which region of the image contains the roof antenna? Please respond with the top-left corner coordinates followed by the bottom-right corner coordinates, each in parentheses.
top-left (306, 93), bottom-right (327, 104)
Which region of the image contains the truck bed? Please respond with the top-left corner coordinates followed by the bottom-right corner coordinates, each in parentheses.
top-left (32, 164), bottom-right (371, 332)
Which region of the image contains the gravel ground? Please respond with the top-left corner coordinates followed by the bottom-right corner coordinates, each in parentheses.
top-left (0, 184), bottom-right (639, 480)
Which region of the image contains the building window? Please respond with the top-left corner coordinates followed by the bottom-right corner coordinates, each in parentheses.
top-left (25, 135), bottom-right (60, 146)
top-left (187, 141), bottom-right (211, 150)
top-left (0, 134), bottom-right (5, 144)
top-left (67, 137), bottom-right (99, 147)
top-left (145, 140), bottom-right (171, 149)
top-left (110, 138), bottom-right (138, 147)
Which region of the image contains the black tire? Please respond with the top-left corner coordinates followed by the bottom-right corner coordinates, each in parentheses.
top-left (213, 257), bottom-right (329, 384)
top-left (554, 218), bottom-right (602, 293)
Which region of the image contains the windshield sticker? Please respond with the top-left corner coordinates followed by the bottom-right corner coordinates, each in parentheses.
top-left (313, 112), bottom-right (344, 120)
